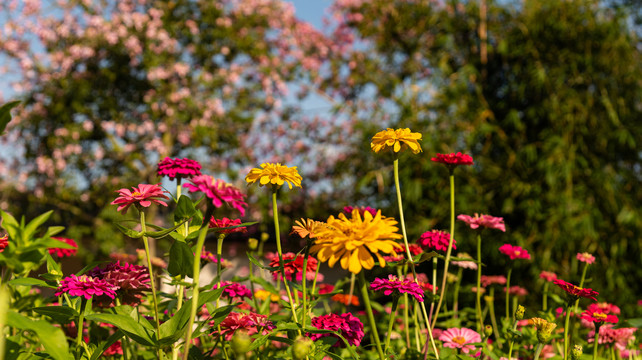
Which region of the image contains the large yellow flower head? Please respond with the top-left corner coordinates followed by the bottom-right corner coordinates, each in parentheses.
top-left (371, 128), bottom-right (423, 154)
top-left (310, 209), bottom-right (403, 274)
top-left (245, 163), bottom-right (303, 190)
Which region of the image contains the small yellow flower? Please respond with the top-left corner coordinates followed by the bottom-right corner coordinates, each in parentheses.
top-left (371, 128), bottom-right (423, 154)
top-left (310, 209), bottom-right (403, 274)
top-left (245, 163), bottom-right (303, 190)
top-left (291, 218), bottom-right (323, 239)
top-left (254, 289), bottom-right (280, 302)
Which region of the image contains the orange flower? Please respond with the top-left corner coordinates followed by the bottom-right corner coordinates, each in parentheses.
top-left (291, 218), bottom-right (323, 239)
top-left (331, 293), bottom-right (360, 306)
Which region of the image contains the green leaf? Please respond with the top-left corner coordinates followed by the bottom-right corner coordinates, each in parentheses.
top-left (8, 278), bottom-right (56, 288)
top-left (322, 350), bottom-right (343, 360)
top-left (89, 330), bottom-right (124, 360)
top-left (144, 218), bottom-right (189, 239)
top-left (415, 251), bottom-right (438, 264)
top-left (167, 241), bottom-right (194, 277)
top-left (23, 211), bottom-right (53, 241)
top-left (0, 100), bottom-right (20, 135)
top-left (157, 288), bottom-right (224, 343)
top-left (85, 313), bottom-right (156, 347)
top-left (1, 210), bottom-right (20, 243)
top-left (6, 311), bottom-right (73, 360)
top-left (248, 333), bottom-right (272, 351)
top-left (32, 306), bottom-right (78, 323)
top-left (174, 195), bottom-right (198, 223)
top-left (276, 322), bottom-right (301, 331)
top-left (114, 223), bottom-right (143, 239)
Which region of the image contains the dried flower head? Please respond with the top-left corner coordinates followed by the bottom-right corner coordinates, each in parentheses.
top-left (157, 157), bottom-right (202, 180)
top-left (55, 274), bottom-right (117, 300)
top-left (370, 275), bottom-right (425, 302)
top-left (48, 237), bottom-right (78, 257)
top-left (439, 327), bottom-right (481, 354)
top-left (499, 244), bottom-right (531, 260)
top-left (309, 313), bottom-right (365, 347)
top-left (458, 213), bottom-right (506, 232)
top-left (370, 128), bottom-right (422, 154)
top-left (184, 175), bottom-right (247, 216)
top-left (111, 183), bottom-right (170, 214)
top-left (417, 230), bottom-right (453, 252)
top-left (245, 163), bottom-right (302, 189)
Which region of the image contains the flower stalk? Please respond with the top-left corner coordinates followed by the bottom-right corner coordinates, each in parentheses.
top-left (384, 296), bottom-right (400, 353)
top-left (358, 271), bottom-right (385, 360)
top-left (139, 211), bottom-right (162, 348)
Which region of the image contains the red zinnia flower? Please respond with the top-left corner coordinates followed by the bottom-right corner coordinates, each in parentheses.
top-left (103, 341), bottom-right (123, 356)
top-left (553, 279), bottom-right (599, 302)
top-left (439, 327), bottom-right (481, 354)
top-left (457, 213), bottom-right (506, 232)
top-left (309, 313), bottom-right (365, 347)
top-left (214, 281), bottom-right (252, 299)
top-left (539, 271), bottom-right (557, 282)
top-left (0, 235), bottom-right (8, 252)
top-left (184, 175), bottom-right (247, 216)
top-left (55, 274), bottom-right (117, 300)
top-left (581, 310), bottom-right (618, 325)
top-left (343, 206), bottom-right (377, 217)
top-left (48, 237), bottom-right (78, 258)
top-left (157, 157), bottom-right (202, 180)
top-left (208, 217), bottom-right (247, 234)
top-left (577, 252), bottom-right (596, 265)
top-left (481, 275), bottom-right (507, 287)
top-left (111, 183), bottom-right (169, 214)
top-left (87, 262), bottom-right (151, 306)
top-left (431, 152), bottom-right (474, 167)
top-left (499, 244), bottom-right (531, 260)
top-left (370, 275), bottom-right (425, 302)
top-left (417, 230), bottom-right (454, 252)
top-left (318, 284), bottom-right (335, 295)
top-left (212, 312), bottom-right (275, 340)
top-left (267, 252), bottom-right (323, 282)
top-left (588, 302), bottom-right (620, 315)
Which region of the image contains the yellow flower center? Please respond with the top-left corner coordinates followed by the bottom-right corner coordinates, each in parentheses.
top-left (452, 336), bottom-right (467, 346)
top-left (514, 250), bottom-right (521, 256)
top-left (131, 191), bottom-right (142, 197)
top-left (594, 313), bottom-right (607, 321)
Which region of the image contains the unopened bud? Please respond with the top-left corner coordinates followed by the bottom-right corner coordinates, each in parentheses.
top-left (531, 317), bottom-right (557, 343)
top-left (248, 237), bottom-right (259, 250)
top-left (571, 345), bottom-right (583, 360)
top-left (484, 325), bottom-right (493, 337)
top-left (231, 331), bottom-right (252, 355)
top-left (292, 336), bottom-right (313, 360)
top-left (261, 232), bottom-right (269, 242)
top-left (515, 305), bottom-right (525, 320)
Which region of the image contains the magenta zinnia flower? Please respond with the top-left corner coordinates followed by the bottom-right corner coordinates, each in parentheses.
top-left (581, 309), bottom-right (619, 325)
top-left (48, 237), bottom-right (78, 258)
top-left (499, 244), bottom-right (531, 260)
top-left (343, 206), bottom-right (377, 217)
top-left (212, 312), bottom-right (275, 340)
top-left (0, 235), bottom-right (8, 252)
top-left (208, 217), bottom-right (247, 234)
top-left (157, 157), bottom-right (202, 180)
top-left (370, 275), bottom-right (425, 302)
top-left (417, 230), bottom-right (454, 252)
top-left (458, 213), bottom-right (506, 232)
top-left (431, 152), bottom-right (474, 167)
top-left (111, 183), bottom-right (170, 214)
top-left (439, 327), bottom-right (481, 354)
top-left (214, 281), bottom-right (252, 299)
top-left (184, 175), bottom-right (247, 216)
top-left (87, 262), bottom-right (151, 306)
top-left (589, 324), bottom-right (636, 350)
top-left (55, 274), bottom-right (117, 300)
top-left (588, 302), bottom-right (620, 315)
top-left (577, 252), bottom-right (596, 265)
top-left (553, 279), bottom-right (599, 302)
top-left (539, 271), bottom-right (557, 282)
top-left (309, 313), bottom-right (365, 347)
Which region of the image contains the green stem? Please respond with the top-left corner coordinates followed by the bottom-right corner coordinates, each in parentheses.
top-left (563, 304), bottom-right (572, 360)
top-left (428, 257), bottom-right (437, 323)
top-left (171, 281), bottom-right (185, 360)
top-left (573, 264), bottom-right (589, 314)
top-left (358, 271), bottom-right (385, 360)
top-left (216, 234), bottom-right (225, 284)
top-left (453, 268), bottom-right (462, 318)
top-left (385, 296), bottom-right (400, 353)
top-left (140, 211), bottom-right (162, 359)
top-left (592, 334), bottom-right (599, 360)
top-left (413, 304), bottom-right (421, 351)
top-left (311, 262), bottom-right (321, 296)
top-left (301, 241), bottom-right (311, 330)
top-left (505, 267), bottom-right (513, 321)
top-left (75, 300), bottom-right (86, 360)
top-left (507, 319), bottom-right (518, 360)
top-left (543, 282), bottom-right (549, 312)
top-left (534, 343), bottom-right (544, 360)
top-left (475, 232), bottom-right (484, 333)
top-left (488, 287), bottom-right (501, 346)
top-left (432, 174), bottom-right (456, 329)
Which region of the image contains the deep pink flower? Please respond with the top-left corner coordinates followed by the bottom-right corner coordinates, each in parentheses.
top-left (55, 274), bottom-right (117, 300)
top-left (208, 217), bottom-right (247, 234)
top-left (111, 183), bottom-right (169, 214)
top-left (212, 312), bottom-right (275, 340)
top-left (581, 309), bottom-right (619, 325)
top-left (417, 230), bottom-right (454, 252)
top-left (499, 244), bottom-right (531, 260)
top-left (267, 252), bottom-right (323, 282)
top-left (343, 206), bottom-right (377, 217)
top-left (87, 262), bottom-right (150, 306)
top-left (481, 275), bottom-right (507, 287)
top-left (457, 213), bottom-right (506, 232)
top-left (157, 157), bottom-right (202, 180)
top-left (577, 252), bottom-right (596, 265)
top-left (370, 275), bottom-right (425, 302)
top-left (214, 281), bottom-right (252, 299)
top-left (0, 235), bottom-right (7, 252)
top-left (309, 313), bottom-right (364, 347)
top-left (588, 302), bottom-right (620, 315)
top-left (184, 175), bottom-right (247, 216)
top-left (553, 279), bottom-right (599, 302)
top-left (48, 237), bottom-right (78, 257)
top-left (504, 286), bottom-right (528, 297)
top-left (318, 284), bottom-right (335, 295)
top-left (439, 327), bottom-right (481, 354)
top-left (539, 271), bottom-right (557, 282)
top-left (431, 152), bottom-right (474, 167)
top-left (103, 341), bottom-right (123, 356)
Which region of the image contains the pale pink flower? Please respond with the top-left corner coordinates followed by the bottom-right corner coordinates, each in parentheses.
top-left (577, 252), bottom-right (595, 265)
top-left (184, 175), bottom-right (247, 216)
top-left (457, 213), bottom-right (506, 232)
top-left (439, 327), bottom-right (481, 354)
top-left (539, 271), bottom-right (557, 282)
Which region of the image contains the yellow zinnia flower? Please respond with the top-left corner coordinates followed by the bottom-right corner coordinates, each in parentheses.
top-left (245, 163), bottom-right (303, 190)
top-left (371, 128), bottom-right (423, 154)
top-left (310, 209), bottom-right (403, 274)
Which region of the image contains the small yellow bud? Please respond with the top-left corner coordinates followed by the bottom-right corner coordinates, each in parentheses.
top-left (484, 325), bottom-right (493, 338)
top-left (515, 305), bottom-right (525, 320)
top-left (248, 237), bottom-right (259, 250)
top-left (571, 345), bottom-right (583, 360)
top-left (261, 232), bottom-right (269, 242)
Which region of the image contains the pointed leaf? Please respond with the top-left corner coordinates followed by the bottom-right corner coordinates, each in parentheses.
top-left (85, 313), bottom-right (156, 346)
top-left (144, 218), bottom-right (188, 239)
top-left (158, 288), bottom-right (224, 342)
top-left (1, 210), bottom-right (20, 242)
top-left (174, 195), bottom-right (197, 223)
top-left (8, 278), bottom-right (56, 288)
top-left (23, 210), bottom-right (53, 241)
top-left (114, 223), bottom-right (143, 239)
top-left (0, 100), bottom-right (20, 135)
top-left (6, 311), bottom-right (73, 360)
top-left (90, 330), bottom-right (124, 360)
top-left (167, 241), bottom-right (194, 277)
top-left (32, 305), bottom-right (78, 323)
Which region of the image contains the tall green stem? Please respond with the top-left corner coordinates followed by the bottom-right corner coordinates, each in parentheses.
top-left (397, 266), bottom-right (411, 348)
top-left (140, 211), bottom-right (162, 358)
top-left (573, 264), bottom-right (589, 314)
top-left (562, 305), bottom-right (572, 360)
top-left (487, 287), bottom-right (501, 346)
top-left (358, 272), bottom-right (385, 360)
top-left (384, 296), bottom-right (400, 353)
top-left (542, 283), bottom-right (549, 311)
top-left (534, 343), bottom-right (544, 360)
top-left (301, 241), bottom-right (311, 330)
top-left (75, 300), bottom-right (86, 360)
top-left (506, 319), bottom-right (518, 360)
top-left (475, 232), bottom-right (484, 333)
top-left (505, 267), bottom-right (513, 320)
top-left (453, 268), bottom-right (463, 318)
top-left (592, 333), bottom-right (599, 360)
top-left (432, 174), bottom-right (456, 328)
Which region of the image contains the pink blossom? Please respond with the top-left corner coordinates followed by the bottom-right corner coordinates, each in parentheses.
top-left (208, 217), bottom-right (247, 234)
top-left (499, 244), bottom-right (531, 260)
top-left (539, 271), bottom-right (557, 282)
top-left (417, 230), bottom-right (453, 252)
top-left (481, 275), bottom-right (507, 287)
top-left (214, 281), bottom-right (252, 299)
top-left (370, 275), bottom-right (425, 302)
top-left (212, 312), bottom-right (275, 341)
top-left (87, 262), bottom-right (151, 306)
top-left (0, 235), bottom-right (8, 252)
top-left (157, 157), bottom-right (202, 180)
top-left (184, 175), bottom-right (247, 216)
top-left (343, 206), bottom-right (377, 217)
top-left (55, 274), bottom-right (117, 300)
top-left (577, 252), bottom-right (595, 265)
top-left (439, 327), bottom-right (481, 354)
top-left (309, 313), bottom-right (364, 347)
top-left (458, 213), bottom-right (506, 232)
top-left (504, 286), bottom-right (528, 296)
top-left (48, 237), bottom-right (78, 257)
top-left (431, 152), bottom-right (474, 167)
top-left (451, 253), bottom-right (477, 270)
top-left (111, 183), bottom-right (169, 214)
top-left (589, 325), bottom-right (636, 350)
top-left (267, 252), bottom-right (323, 282)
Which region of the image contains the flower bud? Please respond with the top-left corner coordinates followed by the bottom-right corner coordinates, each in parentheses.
top-left (231, 331), bottom-right (252, 355)
top-left (531, 317), bottom-right (557, 343)
top-left (248, 237), bottom-right (259, 250)
top-left (484, 325), bottom-right (493, 338)
top-left (571, 345), bottom-right (583, 360)
top-left (515, 305), bottom-right (525, 320)
top-left (261, 232), bottom-right (269, 242)
top-left (292, 336), bottom-right (313, 360)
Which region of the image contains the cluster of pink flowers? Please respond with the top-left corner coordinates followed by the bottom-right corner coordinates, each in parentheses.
top-left (458, 213), bottom-right (506, 232)
top-left (156, 157), bottom-right (202, 180)
top-left (499, 244), bottom-right (531, 260)
top-left (212, 312), bottom-right (275, 341)
top-left (370, 275), bottom-right (425, 302)
top-left (48, 237), bottom-right (78, 258)
top-left (577, 252), bottom-right (596, 264)
top-left (55, 274), bottom-right (117, 300)
top-left (111, 184), bottom-right (170, 214)
top-left (343, 206), bottom-right (377, 217)
top-left (267, 252), bottom-right (323, 282)
top-left (208, 217), bottom-right (247, 234)
top-left (417, 230), bottom-right (453, 252)
top-left (87, 262), bottom-right (151, 306)
top-left (439, 327), bottom-right (481, 354)
top-left (589, 325), bottom-right (637, 350)
top-left (214, 281), bottom-right (252, 299)
top-left (184, 175), bottom-right (247, 216)
top-left (309, 313), bottom-right (364, 347)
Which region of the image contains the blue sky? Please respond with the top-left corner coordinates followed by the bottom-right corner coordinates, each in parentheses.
top-left (287, 0), bottom-right (330, 28)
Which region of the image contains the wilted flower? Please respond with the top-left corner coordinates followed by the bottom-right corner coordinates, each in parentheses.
top-left (531, 318), bottom-right (557, 343)
top-left (208, 217), bottom-right (247, 233)
top-left (370, 128), bottom-right (422, 154)
top-left (439, 327), bottom-right (481, 354)
top-left (245, 163), bottom-right (302, 189)
top-left (343, 206), bottom-right (377, 217)
top-left (309, 313), bottom-right (365, 347)
top-left (111, 183), bottom-right (170, 214)
top-left (267, 252), bottom-right (323, 282)
top-left (213, 312), bottom-right (275, 341)
top-left (457, 213), bottom-right (506, 232)
top-left (417, 230), bottom-right (453, 252)
top-left (499, 244), bottom-right (531, 260)
top-left (157, 157), bottom-right (202, 180)
top-left (539, 271), bottom-right (557, 282)
top-left (87, 261), bottom-right (151, 306)
top-left (184, 175), bottom-right (247, 216)
top-left (49, 237), bottom-right (78, 258)
top-left (431, 152), bottom-right (474, 167)
top-left (577, 252), bottom-right (596, 265)
top-left (554, 279), bottom-right (599, 302)
top-left (331, 294), bottom-right (360, 306)
top-left (370, 275), bottom-right (425, 302)
top-left (214, 281), bottom-right (252, 299)
top-left (55, 274), bottom-right (117, 300)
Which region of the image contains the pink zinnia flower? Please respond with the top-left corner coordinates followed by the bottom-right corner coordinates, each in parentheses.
top-left (553, 279), bottom-right (599, 302)
top-left (309, 313), bottom-right (365, 347)
top-left (213, 312), bottom-right (275, 340)
top-left (581, 309), bottom-right (619, 325)
top-left (111, 183), bottom-right (169, 214)
top-left (214, 281), bottom-right (252, 299)
top-left (55, 274), bottom-right (117, 300)
top-left (208, 217), bottom-right (247, 233)
top-left (417, 230), bottom-right (454, 252)
top-left (439, 327), bottom-right (481, 354)
top-left (481, 275), bottom-right (507, 287)
top-left (0, 235), bottom-right (8, 252)
top-left (504, 286), bottom-right (528, 297)
top-left (539, 271), bottom-right (557, 282)
top-left (588, 302), bottom-right (620, 315)
top-left (267, 252), bottom-right (323, 282)
top-left (370, 275), bottom-right (425, 302)
top-left (343, 206), bottom-right (377, 217)
top-left (451, 253), bottom-right (477, 270)
top-left (87, 262), bottom-right (151, 306)
top-left (499, 244), bottom-right (531, 260)
top-left (589, 325), bottom-right (636, 350)
top-left (48, 237), bottom-right (78, 257)
top-left (184, 175), bottom-right (247, 216)
top-left (103, 341), bottom-right (123, 356)
top-left (431, 152), bottom-right (474, 167)
top-left (157, 157), bottom-right (202, 180)
top-left (457, 213), bottom-right (506, 232)
top-left (577, 252), bottom-right (596, 265)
